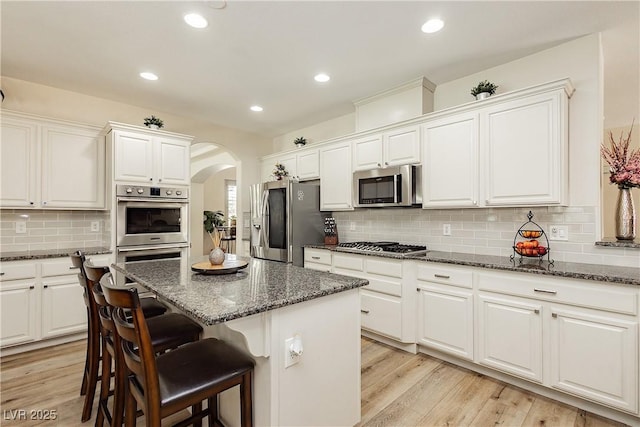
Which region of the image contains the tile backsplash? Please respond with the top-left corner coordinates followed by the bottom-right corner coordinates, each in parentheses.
top-left (0, 209), bottom-right (110, 253)
top-left (334, 206), bottom-right (640, 268)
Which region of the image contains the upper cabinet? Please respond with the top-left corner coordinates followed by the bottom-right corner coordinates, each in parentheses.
top-left (261, 148), bottom-right (320, 182)
top-left (105, 122), bottom-right (192, 186)
top-left (353, 125), bottom-right (421, 171)
top-left (482, 90), bottom-right (569, 206)
top-left (320, 140), bottom-right (353, 211)
top-left (422, 112), bottom-right (479, 208)
top-left (0, 111), bottom-right (105, 209)
top-left (422, 79), bottom-right (573, 208)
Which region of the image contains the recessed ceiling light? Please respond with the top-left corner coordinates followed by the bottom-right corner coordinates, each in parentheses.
top-left (184, 13), bottom-right (208, 29)
top-left (250, 105), bottom-right (263, 112)
top-left (314, 73), bottom-right (330, 83)
top-left (139, 72), bottom-right (158, 81)
top-left (421, 18), bottom-right (444, 34)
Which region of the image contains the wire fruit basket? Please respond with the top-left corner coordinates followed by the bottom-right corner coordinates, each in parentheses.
top-left (510, 211), bottom-right (553, 264)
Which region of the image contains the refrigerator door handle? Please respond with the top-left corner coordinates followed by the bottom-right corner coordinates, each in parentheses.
top-left (261, 189), bottom-right (269, 248)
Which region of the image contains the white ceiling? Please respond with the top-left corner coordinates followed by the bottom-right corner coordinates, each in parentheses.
top-left (1, 1), bottom-right (638, 137)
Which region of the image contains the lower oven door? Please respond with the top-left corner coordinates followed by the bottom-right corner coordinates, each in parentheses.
top-left (115, 244), bottom-right (188, 286)
top-left (117, 199), bottom-right (188, 247)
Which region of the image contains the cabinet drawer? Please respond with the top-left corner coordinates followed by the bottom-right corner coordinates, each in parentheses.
top-left (365, 258), bottom-right (402, 278)
top-left (333, 253), bottom-right (364, 272)
top-left (360, 290), bottom-right (402, 340)
top-left (304, 262), bottom-right (331, 273)
top-left (0, 263), bottom-right (37, 281)
top-left (364, 276), bottom-right (402, 297)
top-left (478, 271), bottom-right (638, 315)
top-left (304, 249), bottom-right (331, 266)
top-left (416, 263), bottom-right (473, 289)
top-left (41, 259), bottom-right (81, 277)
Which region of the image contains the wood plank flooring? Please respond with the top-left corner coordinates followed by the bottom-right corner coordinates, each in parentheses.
top-left (0, 337), bottom-right (630, 426)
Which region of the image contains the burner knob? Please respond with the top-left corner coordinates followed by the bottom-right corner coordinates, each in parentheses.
top-left (137, 188), bottom-right (144, 194)
top-left (125, 187), bottom-right (133, 194)
top-left (176, 190), bottom-right (182, 196)
top-left (166, 190), bottom-right (173, 196)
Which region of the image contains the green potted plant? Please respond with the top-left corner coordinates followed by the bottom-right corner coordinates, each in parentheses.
top-left (470, 80), bottom-right (498, 100)
top-left (143, 115), bottom-right (164, 129)
top-left (272, 163), bottom-right (289, 180)
top-left (294, 136), bottom-right (307, 148)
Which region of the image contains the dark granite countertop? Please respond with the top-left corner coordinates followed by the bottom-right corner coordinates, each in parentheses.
top-left (305, 245), bottom-right (640, 286)
top-left (595, 239), bottom-right (640, 249)
top-left (111, 255), bottom-right (368, 326)
top-left (1, 246), bottom-right (112, 262)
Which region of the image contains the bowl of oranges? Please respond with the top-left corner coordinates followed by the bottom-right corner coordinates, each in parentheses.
top-left (518, 230), bottom-right (542, 238)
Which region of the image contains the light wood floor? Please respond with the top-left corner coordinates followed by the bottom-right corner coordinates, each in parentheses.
top-left (0, 337), bottom-right (630, 426)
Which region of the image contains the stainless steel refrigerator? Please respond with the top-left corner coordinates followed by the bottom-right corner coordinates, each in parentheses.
top-left (249, 180), bottom-right (329, 266)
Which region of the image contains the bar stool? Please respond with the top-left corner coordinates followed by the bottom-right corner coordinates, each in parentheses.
top-left (220, 236), bottom-right (236, 254)
top-left (101, 279), bottom-right (255, 427)
top-left (85, 267), bottom-right (202, 427)
top-left (70, 251), bottom-right (168, 423)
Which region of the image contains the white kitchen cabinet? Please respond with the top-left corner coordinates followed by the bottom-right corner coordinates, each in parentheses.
top-left (319, 141), bottom-right (353, 211)
top-left (304, 248), bottom-right (332, 272)
top-left (421, 113), bottom-right (479, 208)
top-left (107, 122), bottom-right (192, 186)
top-left (482, 89), bottom-right (568, 206)
top-left (550, 306), bottom-right (638, 413)
top-left (262, 149), bottom-right (320, 182)
top-left (416, 263), bottom-right (474, 360)
top-left (0, 254), bottom-right (111, 351)
top-left (352, 125), bottom-right (420, 171)
top-left (0, 111), bottom-right (105, 209)
top-left (477, 293), bottom-right (544, 383)
top-left (477, 270), bottom-right (638, 413)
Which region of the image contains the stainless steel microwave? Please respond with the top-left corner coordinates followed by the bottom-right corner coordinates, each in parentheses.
top-left (353, 165), bottom-right (422, 207)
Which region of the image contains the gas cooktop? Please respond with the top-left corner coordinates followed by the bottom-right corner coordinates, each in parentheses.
top-left (336, 241), bottom-right (428, 255)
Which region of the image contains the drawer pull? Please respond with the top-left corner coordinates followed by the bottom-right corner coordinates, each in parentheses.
top-left (434, 274), bottom-right (450, 279)
top-left (69, 266), bottom-right (80, 270)
top-left (534, 288), bottom-right (557, 295)
top-left (29, 285), bottom-right (35, 290)
top-left (0, 272), bottom-right (4, 276)
top-left (534, 309), bottom-right (540, 314)
top-left (552, 312), bottom-right (558, 318)
top-left (360, 309), bottom-right (370, 314)
top-left (311, 256), bottom-right (320, 260)
top-left (416, 288), bottom-right (421, 292)
top-left (43, 285), bottom-right (49, 289)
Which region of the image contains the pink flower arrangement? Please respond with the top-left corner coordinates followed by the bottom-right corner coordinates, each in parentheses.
top-left (601, 121), bottom-right (640, 188)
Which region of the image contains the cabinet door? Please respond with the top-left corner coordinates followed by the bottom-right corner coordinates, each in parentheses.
top-left (417, 284), bottom-right (474, 360)
top-left (41, 277), bottom-right (87, 338)
top-left (0, 281), bottom-right (38, 347)
top-left (277, 154), bottom-right (297, 180)
top-left (296, 149), bottom-right (319, 180)
top-left (477, 294), bottom-right (543, 383)
top-left (0, 117), bottom-right (38, 207)
top-left (482, 91), bottom-right (568, 206)
top-left (352, 134), bottom-right (382, 171)
top-left (156, 136), bottom-right (190, 185)
top-left (320, 142), bottom-right (353, 211)
top-left (422, 114), bottom-right (479, 208)
top-left (41, 124), bottom-right (105, 209)
top-left (550, 307), bottom-right (638, 413)
top-left (114, 130), bottom-right (154, 183)
top-left (384, 125), bottom-right (421, 167)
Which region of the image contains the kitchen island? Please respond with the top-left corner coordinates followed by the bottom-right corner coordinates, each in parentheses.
top-left (111, 255), bottom-right (368, 427)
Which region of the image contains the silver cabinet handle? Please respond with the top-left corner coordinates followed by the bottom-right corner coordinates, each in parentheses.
top-left (434, 274), bottom-right (450, 279)
top-left (29, 285), bottom-right (35, 290)
top-left (416, 288), bottom-right (421, 292)
top-left (384, 161), bottom-right (389, 166)
top-left (360, 309), bottom-right (370, 314)
top-left (42, 201), bottom-right (47, 205)
top-left (43, 285), bottom-right (49, 289)
top-left (534, 288), bottom-right (557, 295)
top-left (69, 266), bottom-right (79, 270)
top-left (30, 201), bottom-right (34, 205)
top-left (0, 272), bottom-right (4, 276)
top-left (377, 163), bottom-right (381, 167)
top-left (534, 309), bottom-right (540, 314)
top-left (311, 256), bottom-right (320, 260)
top-left (552, 313), bottom-right (558, 318)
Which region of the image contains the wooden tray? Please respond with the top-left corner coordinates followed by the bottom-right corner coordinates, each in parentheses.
top-left (191, 259), bottom-right (249, 275)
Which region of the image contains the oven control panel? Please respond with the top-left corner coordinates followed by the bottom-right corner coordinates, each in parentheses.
top-left (116, 184), bottom-right (188, 200)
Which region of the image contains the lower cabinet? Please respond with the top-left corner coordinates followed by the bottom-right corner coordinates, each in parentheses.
top-left (0, 254), bottom-right (111, 350)
top-left (477, 294), bottom-right (543, 383)
top-left (303, 248), bottom-right (332, 272)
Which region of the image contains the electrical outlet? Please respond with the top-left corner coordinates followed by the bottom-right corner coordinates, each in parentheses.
top-left (549, 225), bottom-right (569, 241)
top-left (284, 335), bottom-right (303, 369)
top-left (350, 221), bottom-right (356, 231)
top-left (90, 221), bottom-right (100, 232)
top-left (15, 221), bottom-right (27, 234)
top-left (443, 223), bottom-right (451, 236)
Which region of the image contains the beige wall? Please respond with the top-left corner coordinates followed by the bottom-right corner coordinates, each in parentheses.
top-left (201, 168), bottom-right (236, 254)
top-left (271, 113), bottom-right (355, 153)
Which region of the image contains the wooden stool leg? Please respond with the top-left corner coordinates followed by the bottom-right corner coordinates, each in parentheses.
top-left (124, 385), bottom-right (136, 427)
top-left (81, 323), bottom-right (100, 422)
top-left (207, 396), bottom-right (216, 427)
top-left (241, 371), bottom-right (253, 427)
top-left (192, 402), bottom-right (202, 427)
top-left (95, 342), bottom-right (111, 427)
top-left (112, 348), bottom-right (126, 427)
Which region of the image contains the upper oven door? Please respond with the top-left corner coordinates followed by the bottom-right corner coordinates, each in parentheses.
top-left (116, 199), bottom-right (188, 247)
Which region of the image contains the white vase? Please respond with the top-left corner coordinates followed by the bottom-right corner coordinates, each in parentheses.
top-left (147, 124), bottom-right (159, 130)
top-left (209, 247), bottom-right (225, 265)
top-left (475, 92), bottom-right (491, 100)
